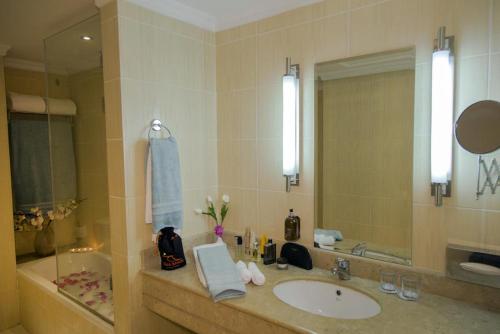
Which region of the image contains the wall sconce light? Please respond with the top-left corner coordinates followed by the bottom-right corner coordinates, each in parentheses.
top-left (283, 57), bottom-right (300, 192)
top-left (431, 26), bottom-right (455, 206)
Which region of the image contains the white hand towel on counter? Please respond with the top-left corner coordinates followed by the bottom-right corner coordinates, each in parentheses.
top-left (248, 262), bottom-right (265, 286)
top-left (236, 261), bottom-right (252, 284)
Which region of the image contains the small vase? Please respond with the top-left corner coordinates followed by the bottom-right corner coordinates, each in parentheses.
top-left (214, 225), bottom-right (224, 242)
top-left (34, 224), bottom-right (55, 257)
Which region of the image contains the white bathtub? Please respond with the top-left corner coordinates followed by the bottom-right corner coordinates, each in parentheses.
top-left (17, 252), bottom-right (114, 334)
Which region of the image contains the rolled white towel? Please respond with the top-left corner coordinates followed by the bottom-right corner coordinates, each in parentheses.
top-left (248, 262), bottom-right (266, 286)
top-left (235, 261), bottom-right (252, 284)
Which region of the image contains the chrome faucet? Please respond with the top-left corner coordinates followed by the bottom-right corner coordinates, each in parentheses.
top-left (331, 257), bottom-right (351, 280)
top-left (351, 242), bottom-right (367, 256)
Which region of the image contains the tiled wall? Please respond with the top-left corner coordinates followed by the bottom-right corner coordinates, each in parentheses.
top-left (320, 70), bottom-right (414, 255)
top-left (0, 57), bottom-right (19, 330)
top-left (100, 1), bottom-right (214, 332)
top-left (216, 0), bottom-right (500, 273)
top-left (69, 68), bottom-right (110, 253)
top-left (17, 274), bottom-right (113, 334)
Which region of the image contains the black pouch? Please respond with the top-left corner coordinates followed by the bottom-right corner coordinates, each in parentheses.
top-left (158, 227), bottom-right (186, 270)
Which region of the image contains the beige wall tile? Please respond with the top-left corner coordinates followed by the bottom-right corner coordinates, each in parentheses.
top-left (311, 0), bottom-right (349, 19)
top-left (100, 1), bottom-right (117, 21)
top-left (104, 78), bottom-right (123, 139)
top-left (452, 0), bottom-right (491, 58)
top-left (106, 140), bottom-right (126, 197)
top-left (257, 5), bottom-right (313, 34)
top-left (455, 56), bottom-right (489, 114)
top-left (494, 0), bottom-right (500, 53)
top-left (350, 0), bottom-right (385, 10)
top-left (312, 13), bottom-right (349, 63)
top-left (216, 23), bottom-right (257, 45)
top-left (108, 1), bottom-right (217, 332)
top-left (350, 0), bottom-right (417, 56)
top-left (101, 16), bottom-right (120, 82)
top-left (413, 204), bottom-right (447, 272)
top-left (4, 67), bottom-right (45, 96)
top-left (0, 59), bottom-right (19, 330)
top-left (490, 53), bottom-right (500, 101)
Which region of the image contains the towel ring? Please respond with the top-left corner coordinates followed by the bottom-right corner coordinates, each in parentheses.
top-left (148, 119), bottom-right (172, 139)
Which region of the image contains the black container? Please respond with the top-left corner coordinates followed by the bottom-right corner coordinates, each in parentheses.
top-left (158, 227), bottom-right (186, 270)
top-left (263, 242), bottom-right (277, 265)
top-left (280, 242), bottom-right (312, 270)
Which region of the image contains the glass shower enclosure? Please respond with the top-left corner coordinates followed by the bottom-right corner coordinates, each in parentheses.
top-left (44, 14), bottom-right (114, 323)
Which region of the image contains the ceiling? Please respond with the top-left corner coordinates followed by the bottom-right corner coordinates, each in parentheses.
top-left (44, 15), bottom-right (102, 74)
top-left (0, 0), bottom-right (322, 73)
top-left (0, 0), bottom-right (98, 64)
top-left (128, 0), bottom-right (323, 31)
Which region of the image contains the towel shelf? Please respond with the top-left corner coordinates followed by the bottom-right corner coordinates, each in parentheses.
top-left (148, 119), bottom-right (172, 139)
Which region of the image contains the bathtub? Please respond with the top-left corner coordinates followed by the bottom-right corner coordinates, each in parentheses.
top-left (17, 252), bottom-right (114, 334)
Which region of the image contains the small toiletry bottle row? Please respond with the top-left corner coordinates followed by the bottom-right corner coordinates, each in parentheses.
top-left (240, 229), bottom-right (277, 265)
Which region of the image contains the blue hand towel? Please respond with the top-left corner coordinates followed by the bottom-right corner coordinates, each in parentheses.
top-left (149, 137), bottom-right (183, 233)
top-left (197, 244), bottom-right (246, 302)
top-left (9, 114), bottom-right (53, 211)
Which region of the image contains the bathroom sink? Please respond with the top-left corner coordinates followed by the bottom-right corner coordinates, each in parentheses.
top-left (273, 280), bottom-right (380, 319)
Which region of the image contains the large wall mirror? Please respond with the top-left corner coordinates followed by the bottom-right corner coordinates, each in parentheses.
top-left (314, 48), bottom-right (415, 265)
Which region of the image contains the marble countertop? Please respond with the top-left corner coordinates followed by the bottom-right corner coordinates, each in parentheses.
top-left (142, 256), bottom-right (500, 334)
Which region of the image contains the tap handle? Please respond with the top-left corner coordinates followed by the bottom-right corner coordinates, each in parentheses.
top-left (336, 257), bottom-right (350, 270)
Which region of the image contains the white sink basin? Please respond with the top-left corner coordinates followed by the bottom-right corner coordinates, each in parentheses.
top-left (273, 280), bottom-right (381, 319)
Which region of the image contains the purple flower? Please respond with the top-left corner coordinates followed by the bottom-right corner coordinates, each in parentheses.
top-left (214, 225), bottom-right (224, 237)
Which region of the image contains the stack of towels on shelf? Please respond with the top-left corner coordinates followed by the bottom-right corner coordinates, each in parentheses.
top-left (194, 240), bottom-right (265, 302)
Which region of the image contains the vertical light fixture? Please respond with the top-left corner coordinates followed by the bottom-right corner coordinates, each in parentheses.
top-left (283, 57), bottom-right (300, 192)
top-left (431, 26), bottom-right (454, 206)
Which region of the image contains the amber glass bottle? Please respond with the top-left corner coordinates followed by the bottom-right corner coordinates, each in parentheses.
top-left (284, 209), bottom-right (300, 241)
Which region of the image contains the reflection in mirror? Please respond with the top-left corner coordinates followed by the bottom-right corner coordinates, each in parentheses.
top-left (314, 48), bottom-right (415, 265)
top-left (455, 100), bottom-right (500, 154)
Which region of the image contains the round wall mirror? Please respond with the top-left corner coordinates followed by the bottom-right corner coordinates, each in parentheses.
top-left (455, 100), bottom-right (500, 154)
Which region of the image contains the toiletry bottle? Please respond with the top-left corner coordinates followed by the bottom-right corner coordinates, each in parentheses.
top-left (244, 228), bottom-right (251, 255)
top-left (252, 240), bottom-right (259, 262)
top-left (285, 209), bottom-right (301, 241)
top-left (263, 239), bottom-right (277, 265)
top-left (234, 235), bottom-right (243, 260)
top-left (259, 234), bottom-right (267, 259)
top-left (250, 230), bottom-right (256, 255)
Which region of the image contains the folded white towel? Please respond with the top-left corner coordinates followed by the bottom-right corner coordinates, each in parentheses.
top-left (314, 234), bottom-right (335, 246)
top-left (235, 261), bottom-right (252, 284)
top-left (248, 262), bottom-right (265, 286)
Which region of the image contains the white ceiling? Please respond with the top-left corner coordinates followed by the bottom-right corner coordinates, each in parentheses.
top-left (128, 0), bottom-right (323, 31)
top-left (44, 15), bottom-right (102, 74)
top-left (0, 0), bottom-right (98, 64)
top-left (0, 0), bottom-right (322, 73)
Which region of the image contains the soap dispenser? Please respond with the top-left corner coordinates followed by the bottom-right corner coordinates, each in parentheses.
top-left (284, 209), bottom-right (300, 241)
